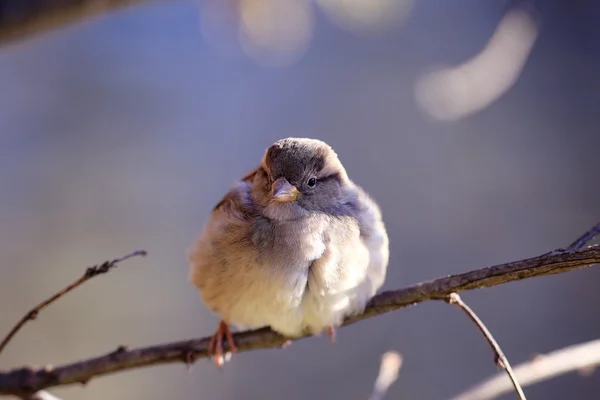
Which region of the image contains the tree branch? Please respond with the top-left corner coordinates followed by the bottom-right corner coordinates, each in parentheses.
top-left (1, 246), bottom-right (600, 396)
top-left (368, 351), bottom-right (402, 400)
top-left (445, 293), bottom-right (526, 399)
top-left (0, 0), bottom-right (161, 47)
top-left (567, 221), bottom-right (600, 251)
top-left (0, 250), bottom-right (147, 356)
top-left (451, 338), bottom-right (600, 400)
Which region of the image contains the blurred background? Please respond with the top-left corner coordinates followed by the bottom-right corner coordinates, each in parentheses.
top-left (1, 0), bottom-right (600, 399)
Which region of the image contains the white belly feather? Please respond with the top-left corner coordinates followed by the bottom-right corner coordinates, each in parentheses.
top-left (223, 216), bottom-right (376, 337)
top-left (189, 201), bottom-right (388, 338)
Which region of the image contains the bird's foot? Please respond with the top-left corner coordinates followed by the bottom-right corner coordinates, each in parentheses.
top-left (184, 350), bottom-right (196, 373)
top-left (327, 326), bottom-right (336, 343)
top-left (208, 320), bottom-right (237, 367)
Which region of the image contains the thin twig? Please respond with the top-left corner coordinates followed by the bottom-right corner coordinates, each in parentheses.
top-left (445, 293), bottom-right (526, 399)
top-left (567, 222), bottom-right (600, 250)
top-left (451, 338), bottom-right (600, 400)
top-left (368, 351), bottom-right (402, 400)
top-left (1, 246), bottom-right (600, 396)
top-left (0, 250), bottom-right (147, 356)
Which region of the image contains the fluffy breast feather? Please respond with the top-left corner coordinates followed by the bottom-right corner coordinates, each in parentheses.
top-left (188, 180), bottom-right (389, 337)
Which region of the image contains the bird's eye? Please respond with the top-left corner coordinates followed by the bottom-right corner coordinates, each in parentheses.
top-left (307, 177), bottom-right (317, 187)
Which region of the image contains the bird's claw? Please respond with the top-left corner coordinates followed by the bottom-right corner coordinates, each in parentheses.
top-left (208, 320), bottom-right (237, 367)
top-left (184, 351), bottom-right (196, 373)
top-left (327, 326), bottom-right (336, 344)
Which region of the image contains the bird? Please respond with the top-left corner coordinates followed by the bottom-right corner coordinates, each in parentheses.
top-left (188, 137), bottom-right (389, 366)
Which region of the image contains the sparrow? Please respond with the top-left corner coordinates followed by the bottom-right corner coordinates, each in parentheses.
top-left (188, 137), bottom-right (389, 366)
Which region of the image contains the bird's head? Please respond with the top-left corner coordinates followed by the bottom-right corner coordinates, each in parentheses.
top-left (252, 138), bottom-right (351, 221)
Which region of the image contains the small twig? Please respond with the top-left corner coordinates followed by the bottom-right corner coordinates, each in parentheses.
top-left (445, 293), bottom-right (526, 400)
top-left (368, 351), bottom-right (403, 400)
top-left (451, 338), bottom-right (600, 400)
top-left (567, 222), bottom-right (600, 251)
top-left (0, 250), bottom-right (147, 356)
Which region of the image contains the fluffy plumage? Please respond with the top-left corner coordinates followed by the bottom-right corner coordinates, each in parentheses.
top-left (188, 138), bottom-right (389, 362)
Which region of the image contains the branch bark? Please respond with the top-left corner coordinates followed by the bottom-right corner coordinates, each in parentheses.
top-left (0, 0), bottom-right (161, 47)
top-left (0, 246), bottom-right (599, 397)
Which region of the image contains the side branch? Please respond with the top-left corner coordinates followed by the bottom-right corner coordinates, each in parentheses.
top-left (445, 293), bottom-right (525, 399)
top-left (0, 250), bottom-right (147, 356)
top-left (567, 222), bottom-right (600, 251)
top-left (0, 246), bottom-right (599, 396)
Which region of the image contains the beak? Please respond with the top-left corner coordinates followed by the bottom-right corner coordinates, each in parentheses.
top-left (272, 178), bottom-right (299, 202)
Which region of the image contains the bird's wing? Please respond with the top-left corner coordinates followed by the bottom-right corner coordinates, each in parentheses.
top-left (352, 186), bottom-right (390, 291)
top-left (212, 167), bottom-right (259, 212)
top-left (240, 167), bottom-right (260, 183)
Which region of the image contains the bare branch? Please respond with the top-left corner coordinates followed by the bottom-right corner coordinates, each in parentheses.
top-left (0, 0), bottom-right (163, 47)
top-left (368, 351), bottom-right (402, 400)
top-left (0, 246), bottom-right (599, 397)
top-left (451, 339), bottom-right (600, 400)
top-left (0, 250), bottom-right (147, 356)
top-left (567, 222), bottom-right (600, 250)
top-left (445, 293), bottom-right (526, 400)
